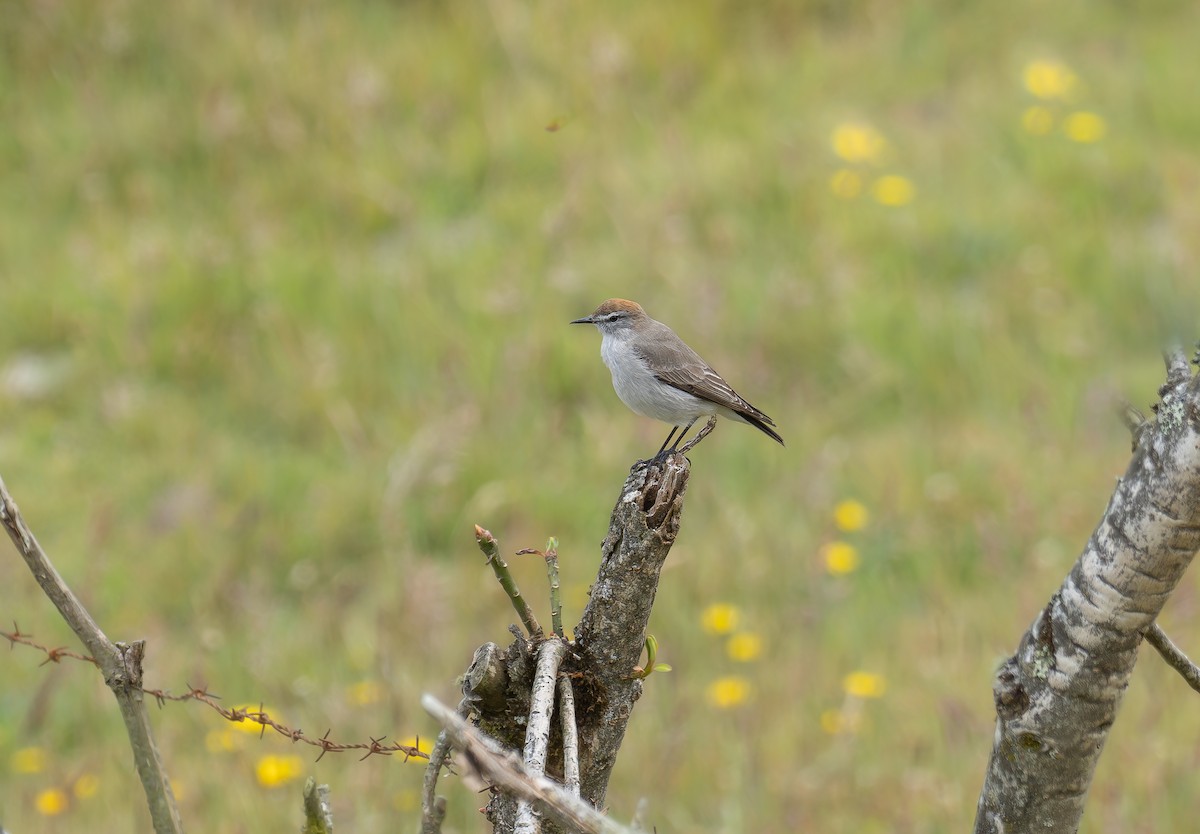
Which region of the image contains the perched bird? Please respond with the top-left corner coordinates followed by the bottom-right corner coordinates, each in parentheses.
top-left (571, 298), bottom-right (783, 461)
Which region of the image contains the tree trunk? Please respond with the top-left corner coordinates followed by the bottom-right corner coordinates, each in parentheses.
top-left (974, 350), bottom-right (1200, 832)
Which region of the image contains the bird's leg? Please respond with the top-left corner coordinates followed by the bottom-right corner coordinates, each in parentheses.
top-left (666, 419), bottom-right (697, 454)
top-left (653, 426), bottom-right (680, 460)
top-left (632, 426), bottom-right (680, 471)
top-left (676, 416), bottom-right (718, 456)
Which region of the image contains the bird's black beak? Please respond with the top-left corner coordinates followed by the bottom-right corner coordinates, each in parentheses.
top-left (569, 316), bottom-right (594, 325)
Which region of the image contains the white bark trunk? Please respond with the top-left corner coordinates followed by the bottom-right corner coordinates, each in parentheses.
top-left (974, 351), bottom-right (1200, 832)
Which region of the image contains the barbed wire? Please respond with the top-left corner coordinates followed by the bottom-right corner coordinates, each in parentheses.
top-left (3, 623), bottom-right (429, 763)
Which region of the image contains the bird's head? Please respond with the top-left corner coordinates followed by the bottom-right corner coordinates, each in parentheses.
top-left (570, 299), bottom-right (647, 335)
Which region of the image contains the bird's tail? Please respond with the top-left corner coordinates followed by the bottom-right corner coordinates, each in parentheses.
top-left (739, 409), bottom-right (784, 446)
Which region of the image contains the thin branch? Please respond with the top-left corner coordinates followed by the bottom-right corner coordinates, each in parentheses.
top-left (515, 638), bottom-right (568, 834)
top-left (422, 699), bottom-right (471, 834)
top-left (675, 416), bottom-right (718, 455)
top-left (1145, 623), bottom-right (1200, 694)
top-left (422, 694), bottom-right (637, 834)
top-left (545, 539), bottom-right (563, 638)
top-left (476, 525), bottom-right (543, 637)
top-left (0, 474), bottom-right (184, 834)
top-left (301, 777), bottom-right (334, 834)
top-left (557, 675), bottom-right (580, 798)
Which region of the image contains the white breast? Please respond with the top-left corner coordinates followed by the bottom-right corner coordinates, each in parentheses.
top-left (599, 334), bottom-right (716, 425)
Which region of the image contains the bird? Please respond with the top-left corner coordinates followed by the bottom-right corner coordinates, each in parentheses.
top-left (571, 298), bottom-right (783, 463)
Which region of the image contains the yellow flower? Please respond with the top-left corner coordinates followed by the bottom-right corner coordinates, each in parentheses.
top-left (35, 787), bottom-right (69, 816)
top-left (726, 631), bottom-right (764, 662)
top-left (822, 541), bottom-right (859, 575)
top-left (833, 499), bottom-right (869, 532)
top-left (829, 168), bottom-right (863, 199)
top-left (831, 122), bottom-right (887, 164)
top-left (1063, 111), bottom-right (1106, 143)
top-left (1023, 60), bottom-right (1077, 100)
top-left (1021, 106), bottom-right (1055, 135)
top-left (701, 603), bottom-right (740, 635)
top-left (843, 671), bottom-right (887, 698)
top-left (706, 676), bottom-right (753, 709)
top-left (205, 729), bottom-right (239, 753)
top-left (346, 679), bottom-right (383, 706)
top-left (872, 175), bottom-right (915, 207)
top-left (11, 746), bottom-right (46, 774)
top-left (820, 708), bottom-right (862, 735)
top-left (73, 773), bottom-right (100, 800)
top-left (255, 754), bottom-right (304, 788)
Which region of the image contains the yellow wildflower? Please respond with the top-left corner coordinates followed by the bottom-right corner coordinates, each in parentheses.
top-left (205, 728), bottom-right (239, 753)
top-left (706, 676), bottom-right (753, 709)
top-left (872, 175), bottom-right (916, 207)
top-left (1021, 106), bottom-right (1055, 135)
top-left (833, 499), bottom-right (869, 532)
top-left (829, 168), bottom-right (863, 199)
top-left (1063, 111), bottom-right (1106, 143)
top-left (843, 671), bottom-right (887, 698)
top-left (820, 708), bottom-right (862, 735)
top-left (35, 787), bottom-right (69, 815)
top-left (701, 603), bottom-right (740, 635)
top-left (73, 773), bottom-right (100, 800)
top-left (1023, 60), bottom-right (1077, 100)
top-left (831, 122), bottom-right (887, 164)
top-left (11, 746), bottom-right (45, 774)
top-left (726, 631), bottom-right (764, 662)
top-left (346, 679), bottom-right (383, 706)
top-left (822, 541), bottom-right (860, 575)
top-left (255, 754), bottom-right (304, 788)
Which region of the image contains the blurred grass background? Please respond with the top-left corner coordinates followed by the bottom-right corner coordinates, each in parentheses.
top-left (2, 0), bottom-right (1200, 830)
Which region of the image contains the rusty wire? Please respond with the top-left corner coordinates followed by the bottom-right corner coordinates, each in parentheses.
top-left (3, 623), bottom-right (429, 763)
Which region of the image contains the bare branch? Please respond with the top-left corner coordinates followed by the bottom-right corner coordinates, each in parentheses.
top-left (301, 778), bottom-right (334, 834)
top-left (0, 474), bottom-right (184, 834)
top-left (558, 675), bottom-right (580, 798)
top-left (1145, 623), bottom-right (1200, 694)
top-left (974, 358), bottom-right (1200, 832)
top-left (476, 525), bottom-right (543, 637)
top-left (516, 638), bottom-right (568, 834)
top-left (422, 699), bottom-right (470, 834)
top-left (422, 694), bottom-right (637, 834)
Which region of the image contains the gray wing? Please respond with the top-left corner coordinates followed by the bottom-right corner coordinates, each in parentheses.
top-left (637, 320), bottom-right (777, 426)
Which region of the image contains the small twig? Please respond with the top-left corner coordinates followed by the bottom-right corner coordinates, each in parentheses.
top-left (558, 675), bottom-right (580, 798)
top-left (545, 538), bottom-right (563, 638)
top-left (422, 694), bottom-right (636, 834)
top-left (301, 777), bottom-right (334, 834)
top-left (675, 416), bottom-right (718, 456)
top-left (422, 699), bottom-right (470, 834)
top-left (476, 525), bottom-right (543, 637)
top-left (1146, 623), bottom-right (1200, 694)
top-left (515, 638), bottom-right (568, 834)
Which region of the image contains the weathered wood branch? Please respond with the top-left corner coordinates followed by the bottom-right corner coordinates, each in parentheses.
top-left (423, 694), bottom-right (638, 834)
top-left (974, 349), bottom-right (1200, 833)
top-left (0, 475), bottom-right (184, 834)
top-left (444, 452), bottom-right (690, 832)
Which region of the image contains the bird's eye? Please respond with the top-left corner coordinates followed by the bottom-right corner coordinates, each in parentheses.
top-left (606, 313), bottom-right (621, 322)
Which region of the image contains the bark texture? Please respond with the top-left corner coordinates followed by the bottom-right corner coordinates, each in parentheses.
top-left (474, 454), bottom-right (690, 831)
top-left (974, 352), bottom-right (1200, 833)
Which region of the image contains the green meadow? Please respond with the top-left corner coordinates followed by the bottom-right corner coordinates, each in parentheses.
top-left (3, 0), bottom-right (1200, 830)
